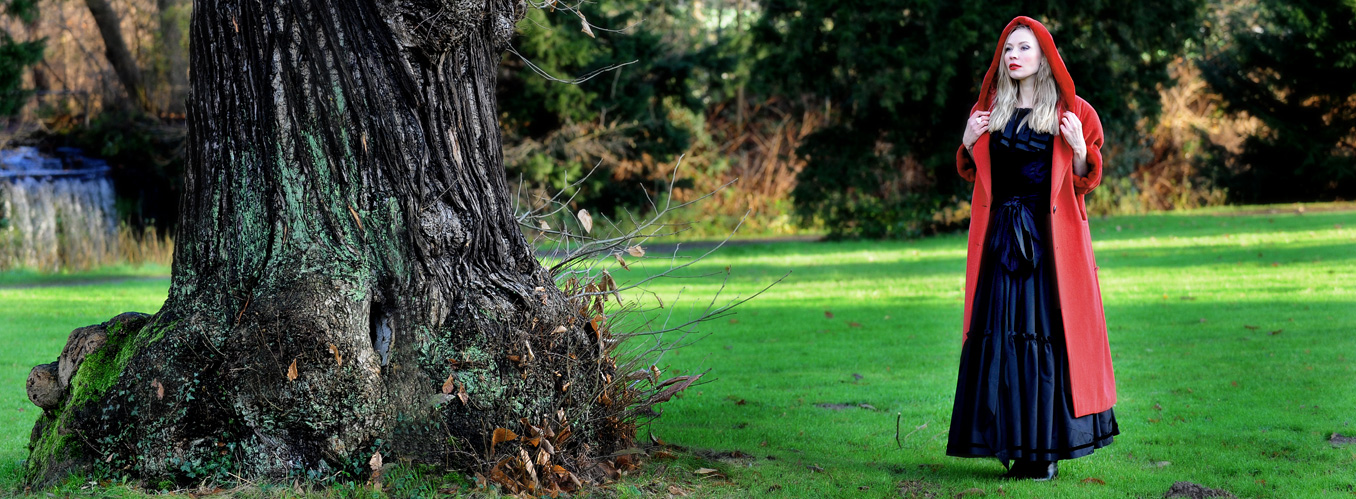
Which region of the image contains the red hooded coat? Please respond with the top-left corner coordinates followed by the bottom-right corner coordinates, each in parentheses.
top-left (955, 16), bottom-right (1116, 417)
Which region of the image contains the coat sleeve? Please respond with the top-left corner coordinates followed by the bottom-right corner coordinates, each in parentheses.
top-left (957, 145), bottom-right (977, 183)
top-left (956, 104), bottom-right (979, 183)
top-left (1073, 99), bottom-right (1104, 196)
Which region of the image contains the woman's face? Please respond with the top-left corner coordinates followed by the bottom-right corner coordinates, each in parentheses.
top-left (1003, 28), bottom-right (1042, 80)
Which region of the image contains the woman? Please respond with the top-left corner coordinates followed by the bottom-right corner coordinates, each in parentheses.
top-left (946, 16), bottom-right (1119, 481)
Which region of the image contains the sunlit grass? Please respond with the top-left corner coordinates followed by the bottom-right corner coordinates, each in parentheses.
top-left (1, 205), bottom-right (1352, 498)
top-left (615, 207), bottom-right (1355, 498)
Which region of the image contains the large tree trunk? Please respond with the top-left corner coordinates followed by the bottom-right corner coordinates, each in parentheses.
top-left (26, 0), bottom-right (631, 489)
top-left (84, 0), bottom-right (147, 109)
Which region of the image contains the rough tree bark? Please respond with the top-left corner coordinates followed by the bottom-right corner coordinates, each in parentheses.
top-left (27, 0), bottom-right (636, 490)
top-left (84, 0), bottom-right (147, 109)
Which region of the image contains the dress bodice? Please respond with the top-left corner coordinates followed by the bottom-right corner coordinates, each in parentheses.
top-left (989, 108), bottom-right (1052, 201)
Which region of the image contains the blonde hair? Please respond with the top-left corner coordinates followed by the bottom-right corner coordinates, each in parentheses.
top-left (988, 25), bottom-right (1060, 135)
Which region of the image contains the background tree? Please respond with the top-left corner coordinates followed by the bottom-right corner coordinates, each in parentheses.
top-left (24, 0), bottom-right (674, 490)
top-left (753, 0), bottom-right (1205, 238)
top-left (83, 0), bottom-right (145, 110)
top-left (499, 0), bottom-right (741, 216)
top-left (0, 0), bottom-right (44, 117)
top-left (1196, 0), bottom-right (1356, 202)
top-left (153, 0), bottom-right (189, 115)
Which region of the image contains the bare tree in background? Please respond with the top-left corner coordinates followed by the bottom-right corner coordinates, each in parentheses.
top-left (83, 0), bottom-right (145, 109)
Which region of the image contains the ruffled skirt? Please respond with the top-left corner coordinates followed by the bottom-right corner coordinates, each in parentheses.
top-left (946, 195), bottom-right (1118, 466)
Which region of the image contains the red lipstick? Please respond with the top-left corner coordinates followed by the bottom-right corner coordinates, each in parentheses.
top-left (1009, 64), bottom-right (1021, 71)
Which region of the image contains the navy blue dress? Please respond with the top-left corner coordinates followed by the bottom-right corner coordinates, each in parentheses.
top-left (947, 109), bottom-right (1118, 467)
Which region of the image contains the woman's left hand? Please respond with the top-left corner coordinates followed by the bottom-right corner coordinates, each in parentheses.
top-left (1059, 111), bottom-right (1087, 160)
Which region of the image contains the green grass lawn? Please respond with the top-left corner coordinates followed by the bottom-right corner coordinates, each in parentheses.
top-left (1, 206), bottom-right (1353, 498)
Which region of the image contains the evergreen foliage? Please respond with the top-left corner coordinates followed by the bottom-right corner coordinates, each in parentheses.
top-left (500, 2), bottom-right (744, 215)
top-left (0, 0), bottom-right (44, 117)
top-left (753, 0), bottom-right (1203, 238)
top-left (1197, 0), bottom-right (1356, 202)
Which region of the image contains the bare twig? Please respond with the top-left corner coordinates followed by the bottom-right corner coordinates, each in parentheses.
top-left (518, 155), bottom-right (782, 446)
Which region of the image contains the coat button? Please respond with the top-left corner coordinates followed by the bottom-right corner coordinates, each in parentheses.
top-left (1052, 205), bottom-right (1057, 213)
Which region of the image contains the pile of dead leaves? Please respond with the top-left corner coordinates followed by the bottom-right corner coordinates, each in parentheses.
top-left (478, 416), bottom-right (587, 497)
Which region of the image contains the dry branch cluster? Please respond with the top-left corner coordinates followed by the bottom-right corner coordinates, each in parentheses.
top-left (470, 160), bottom-right (778, 494)
top-left (1131, 59), bottom-right (1259, 211)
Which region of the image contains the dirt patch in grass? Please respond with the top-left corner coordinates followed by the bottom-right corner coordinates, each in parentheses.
top-left (1164, 481), bottom-right (1236, 498)
top-left (896, 479), bottom-right (942, 498)
top-left (693, 449), bottom-right (757, 464)
top-left (1330, 433), bottom-right (1356, 446)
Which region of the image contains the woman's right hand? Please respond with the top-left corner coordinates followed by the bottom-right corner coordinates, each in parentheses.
top-left (963, 110), bottom-right (990, 151)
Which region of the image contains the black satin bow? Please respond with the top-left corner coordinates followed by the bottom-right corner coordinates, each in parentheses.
top-left (989, 195), bottom-right (1043, 274)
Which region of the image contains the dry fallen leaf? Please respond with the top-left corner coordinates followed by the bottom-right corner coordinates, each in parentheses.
top-left (492, 428), bottom-right (519, 452)
top-left (442, 372), bottom-right (456, 394)
top-left (580, 18), bottom-right (595, 38)
top-left (1081, 477), bottom-right (1106, 485)
top-left (597, 460), bottom-right (619, 480)
top-left (626, 245), bottom-right (645, 257)
top-left (615, 253), bottom-right (630, 270)
top-left (457, 382), bottom-right (468, 405)
top-left (328, 343), bottom-right (343, 367)
top-left (577, 209), bottom-right (593, 233)
top-left (348, 205), bottom-right (363, 232)
top-left (539, 220), bottom-right (550, 231)
top-left (151, 379), bottom-right (164, 400)
top-left (824, 310), bottom-right (834, 319)
top-left (287, 359), bottom-right (298, 381)
top-left (369, 451), bottom-right (384, 488)
top-left (553, 325), bottom-right (568, 334)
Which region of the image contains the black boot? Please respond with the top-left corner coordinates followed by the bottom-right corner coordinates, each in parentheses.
top-left (1001, 460), bottom-right (1030, 479)
top-left (1029, 460), bottom-right (1058, 481)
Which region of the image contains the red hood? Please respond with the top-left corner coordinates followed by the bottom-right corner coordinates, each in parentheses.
top-left (975, 16), bottom-right (1077, 112)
